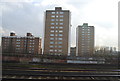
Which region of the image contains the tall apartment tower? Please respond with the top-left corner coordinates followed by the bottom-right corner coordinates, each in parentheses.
top-left (43, 7), bottom-right (71, 56)
top-left (76, 23), bottom-right (94, 57)
top-left (2, 32), bottom-right (42, 54)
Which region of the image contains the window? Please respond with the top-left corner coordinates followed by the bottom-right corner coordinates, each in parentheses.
top-left (55, 34), bottom-right (58, 36)
top-left (51, 15), bottom-right (55, 17)
top-left (56, 19), bottom-right (58, 21)
top-left (55, 45), bottom-right (57, 48)
top-left (58, 34), bottom-right (63, 36)
top-left (30, 40), bottom-right (33, 41)
top-left (55, 42), bottom-right (57, 44)
top-left (51, 12), bottom-right (55, 14)
top-left (60, 15), bottom-right (63, 17)
top-left (59, 30), bottom-right (63, 33)
top-left (82, 36), bottom-right (84, 38)
top-left (88, 34), bottom-right (90, 35)
top-left (82, 44), bottom-right (84, 45)
top-left (29, 45), bottom-right (33, 47)
top-left (16, 39), bottom-right (20, 41)
top-left (82, 34), bottom-right (84, 35)
top-left (59, 27), bottom-right (63, 29)
top-left (58, 49), bottom-right (62, 52)
top-left (55, 49), bottom-right (57, 52)
top-left (50, 30), bottom-right (54, 32)
top-left (50, 38), bottom-right (54, 40)
top-left (30, 42), bottom-right (34, 44)
top-left (50, 42), bottom-right (54, 44)
top-left (58, 38), bottom-right (62, 40)
top-left (60, 23), bottom-right (63, 25)
top-left (50, 46), bottom-right (54, 48)
top-left (56, 23), bottom-right (58, 25)
top-left (50, 49), bottom-right (53, 52)
top-left (56, 12), bottom-right (59, 14)
top-left (56, 27), bottom-right (58, 29)
top-left (16, 48), bottom-right (20, 50)
top-left (82, 27), bottom-right (84, 28)
top-left (60, 12), bottom-right (64, 14)
top-left (60, 19), bottom-right (63, 21)
top-left (16, 42), bottom-right (20, 44)
top-left (51, 26), bottom-right (54, 29)
top-left (50, 34), bottom-right (54, 36)
top-left (58, 42), bottom-right (62, 44)
top-left (55, 30), bottom-right (58, 32)
top-left (58, 46), bottom-right (62, 48)
top-left (29, 51), bottom-right (32, 53)
top-left (82, 31), bottom-right (84, 33)
top-left (56, 15), bottom-right (59, 17)
top-left (51, 19), bottom-right (55, 21)
top-left (16, 45), bottom-right (20, 47)
top-left (88, 31), bottom-right (90, 33)
top-left (51, 23), bottom-right (54, 25)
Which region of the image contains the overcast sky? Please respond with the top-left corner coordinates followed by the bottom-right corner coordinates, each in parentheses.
top-left (0, 0), bottom-right (119, 49)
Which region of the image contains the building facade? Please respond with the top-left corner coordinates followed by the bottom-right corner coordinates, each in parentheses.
top-left (43, 7), bottom-right (71, 56)
top-left (2, 32), bottom-right (42, 54)
top-left (76, 23), bottom-right (94, 57)
top-left (70, 47), bottom-right (76, 56)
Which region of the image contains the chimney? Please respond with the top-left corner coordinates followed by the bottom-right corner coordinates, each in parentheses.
top-left (27, 33), bottom-right (33, 36)
top-left (55, 7), bottom-right (62, 10)
top-left (10, 32), bottom-right (16, 36)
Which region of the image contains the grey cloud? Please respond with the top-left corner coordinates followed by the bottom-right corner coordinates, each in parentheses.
top-left (2, 2), bottom-right (44, 37)
top-left (96, 22), bottom-right (114, 29)
top-left (1, 0), bottom-right (117, 47)
top-left (66, 0), bottom-right (95, 8)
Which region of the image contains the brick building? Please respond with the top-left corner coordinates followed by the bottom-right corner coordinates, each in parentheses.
top-left (76, 23), bottom-right (94, 57)
top-left (43, 7), bottom-right (71, 56)
top-left (2, 32), bottom-right (42, 54)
